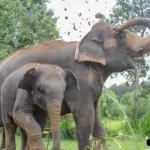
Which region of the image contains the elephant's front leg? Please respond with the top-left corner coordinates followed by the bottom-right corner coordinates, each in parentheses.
top-left (73, 104), bottom-right (95, 150)
top-left (13, 112), bottom-right (46, 150)
top-left (93, 103), bottom-right (108, 150)
top-left (19, 107), bottom-right (47, 150)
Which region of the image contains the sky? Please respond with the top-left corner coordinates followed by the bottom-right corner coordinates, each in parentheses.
top-left (47, 0), bottom-right (149, 87)
top-left (48, 0), bottom-right (116, 41)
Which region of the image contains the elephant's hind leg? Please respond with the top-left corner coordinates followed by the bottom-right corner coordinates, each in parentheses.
top-left (4, 121), bottom-right (16, 150)
top-left (93, 103), bottom-right (108, 150)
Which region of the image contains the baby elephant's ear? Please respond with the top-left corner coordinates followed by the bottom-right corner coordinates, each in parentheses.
top-left (64, 69), bottom-right (80, 90)
top-left (18, 68), bottom-right (39, 95)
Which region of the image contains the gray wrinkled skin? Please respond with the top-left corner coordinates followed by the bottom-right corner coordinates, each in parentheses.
top-left (1, 63), bottom-right (79, 150)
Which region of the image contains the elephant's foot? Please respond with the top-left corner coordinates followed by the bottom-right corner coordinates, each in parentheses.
top-left (93, 110), bottom-right (108, 150)
top-left (28, 135), bottom-right (47, 150)
top-left (89, 136), bottom-right (108, 150)
top-left (92, 130), bottom-right (108, 150)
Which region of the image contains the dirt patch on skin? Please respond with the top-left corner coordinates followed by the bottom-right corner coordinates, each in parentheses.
top-left (2, 40), bottom-right (77, 66)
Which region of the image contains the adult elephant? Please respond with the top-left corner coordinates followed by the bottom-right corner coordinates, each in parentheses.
top-left (0, 18), bottom-right (150, 150)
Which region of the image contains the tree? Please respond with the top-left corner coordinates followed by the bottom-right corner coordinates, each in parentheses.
top-left (0, 0), bottom-right (58, 60)
top-left (109, 82), bottom-right (133, 100)
top-left (99, 88), bottom-right (122, 119)
top-left (109, 0), bottom-right (150, 34)
top-left (120, 90), bottom-right (150, 119)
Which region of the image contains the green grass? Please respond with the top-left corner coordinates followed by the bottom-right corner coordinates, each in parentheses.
top-left (102, 119), bottom-right (125, 131)
top-left (0, 134), bottom-right (147, 150)
top-left (0, 120), bottom-right (148, 150)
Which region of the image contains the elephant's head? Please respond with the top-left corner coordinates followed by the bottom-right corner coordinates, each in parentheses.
top-left (75, 18), bottom-right (150, 72)
top-left (18, 64), bottom-right (79, 149)
top-left (18, 65), bottom-right (79, 107)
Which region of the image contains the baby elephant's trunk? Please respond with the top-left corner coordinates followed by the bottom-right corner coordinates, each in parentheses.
top-left (47, 103), bottom-right (61, 150)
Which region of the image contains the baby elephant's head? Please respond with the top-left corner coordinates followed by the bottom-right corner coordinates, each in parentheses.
top-left (18, 64), bottom-right (80, 110)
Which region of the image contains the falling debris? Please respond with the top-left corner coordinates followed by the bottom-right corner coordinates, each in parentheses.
top-left (65, 16), bottom-right (68, 20)
top-left (73, 23), bottom-right (77, 31)
top-left (84, 0), bottom-right (88, 4)
top-left (95, 12), bottom-right (105, 19)
top-left (64, 8), bottom-right (67, 11)
top-left (78, 13), bottom-right (82, 17)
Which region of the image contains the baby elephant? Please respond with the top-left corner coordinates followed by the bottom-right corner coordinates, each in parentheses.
top-left (1, 63), bottom-right (79, 150)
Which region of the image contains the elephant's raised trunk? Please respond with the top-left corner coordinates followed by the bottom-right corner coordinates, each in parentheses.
top-left (115, 18), bottom-right (150, 31)
top-left (125, 31), bottom-right (150, 53)
top-left (114, 18), bottom-right (150, 54)
top-left (47, 104), bottom-right (61, 150)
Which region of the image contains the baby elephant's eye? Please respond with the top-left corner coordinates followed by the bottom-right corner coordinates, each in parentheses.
top-left (38, 86), bottom-right (45, 94)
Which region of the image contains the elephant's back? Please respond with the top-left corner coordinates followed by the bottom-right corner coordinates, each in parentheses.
top-left (0, 41), bottom-right (77, 89)
top-left (1, 66), bottom-right (31, 104)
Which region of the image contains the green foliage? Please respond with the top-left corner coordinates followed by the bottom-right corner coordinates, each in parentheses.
top-left (107, 81), bottom-right (150, 136)
top-left (120, 91), bottom-right (134, 106)
top-left (109, 82), bottom-right (132, 99)
top-left (119, 86), bottom-right (150, 119)
top-left (60, 117), bottom-right (75, 139)
top-left (123, 113), bottom-right (150, 136)
top-left (102, 80), bottom-right (150, 137)
top-left (109, 0), bottom-right (150, 26)
top-left (0, 0), bottom-right (58, 60)
top-left (99, 88), bottom-right (122, 119)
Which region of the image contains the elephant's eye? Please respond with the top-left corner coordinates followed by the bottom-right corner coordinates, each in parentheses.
top-left (92, 37), bottom-right (102, 44)
top-left (37, 86), bottom-right (45, 94)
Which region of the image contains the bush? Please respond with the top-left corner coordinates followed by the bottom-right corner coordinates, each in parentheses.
top-left (123, 112), bottom-right (150, 136)
top-left (60, 116), bottom-right (75, 139)
top-left (99, 89), bottom-right (123, 119)
top-left (120, 91), bottom-right (150, 120)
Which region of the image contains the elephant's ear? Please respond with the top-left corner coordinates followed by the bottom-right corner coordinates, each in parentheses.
top-left (18, 68), bottom-right (39, 95)
top-left (64, 69), bottom-right (80, 90)
top-left (74, 29), bottom-right (107, 65)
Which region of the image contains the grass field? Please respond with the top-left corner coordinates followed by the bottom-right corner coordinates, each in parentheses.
top-left (0, 134), bottom-right (147, 150)
top-left (0, 120), bottom-right (148, 150)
